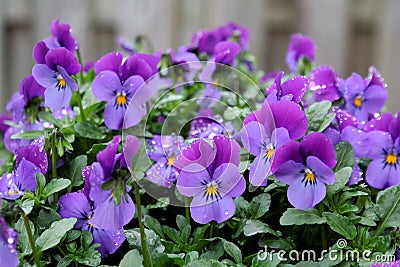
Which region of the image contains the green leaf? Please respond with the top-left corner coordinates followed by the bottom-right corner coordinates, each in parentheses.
top-left (243, 219), bottom-right (281, 237)
top-left (35, 218), bottom-right (77, 251)
top-left (162, 225), bottom-right (180, 243)
top-left (38, 112), bottom-right (63, 128)
top-left (280, 208), bottom-right (326, 225)
top-left (323, 212), bottom-right (357, 240)
top-left (35, 172), bottom-right (46, 196)
top-left (374, 184), bottom-right (400, 229)
top-left (60, 155), bottom-right (87, 190)
top-left (318, 112), bottom-right (336, 132)
top-left (144, 215), bottom-right (165, 239)
top-left (334, 141), bottom-right (355, 172)
top-left (15, 217), bottom-right (35, 255)
top-left (249, 193), bottom-right (271, 219)
top-left (74, 121), bottom-right (106, 139)
top-left (185, 251), bottom-right (199, 263)
top-left (176, 214), bottom-right (188, 231)
top-left (326, 167), bottom-right (352, 196)
top-left (42, 178), bottom-right (71, 198)
top-left (124, 228), bottom-right (165, 257)
top-left (130, 138), bottom-right (152, 175)
top-left (81, 230), bottom-right (93, 250)
top-left (119, 249), bottom-right (143, 267)
top-left (306, 101), bottom-right (332, 132)
top-left (193, 224), bottom-right (210, 244)
top-left (20, 199), bottom-right (34, 215)
top-left (180, 225), bottom-right (191, 244)
top-left (36, 209), bottom-right (62, 230)
top-left (223, 241), bottom-right (242, 264)
top-left (11, 130), bottom-right (46, 140)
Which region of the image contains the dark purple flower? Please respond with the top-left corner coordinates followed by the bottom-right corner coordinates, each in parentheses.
top-left (340, 71), bottom-right (388, 122)
top-left (44, 19), bottom-right (77, 52)
top-left (32, 47), bottom-right (81, 111)
top-left (188, 30), bottom-right (221, 56)
top-left (32, 41), bottom-right (50, 64)
top-left (241, 101), bottom-right (308, 186)
top-left (19, 75), bottom-right (45, 103)
top-left (189, 109), bottom-right (233, 140)
top-left (146, 135), bottom-right (185, 188)
top-left (87, 136), bottom-right (138, 230)
top-left (369, 260), bottom-right (400, 267)
top-left (0, 216), bottom-right (18, 267)
top-left (6, 93), bottom-right (25, 124)
top-left (175, 136), bottom-right (245, 224)
top-left (265, 72), bottom-right (309, 103)
top-left (214, 41), bottom-right (241, 66)
top-left (260, 70), bottom-right (281, 84)
top-left (273, 132), bottom-right (336, 209)
top-left (286, 33), bottom-right (315, 74)
top-left (216, 22), bottom-right (250, 49)
top-left (59, 190), bottom-right (126, 256)
top-left (310, 65), bottom-right (341, 102)
top-left (92, 52), bottom-right (161, 129)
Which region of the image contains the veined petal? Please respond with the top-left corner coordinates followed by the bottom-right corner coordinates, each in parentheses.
top-left (271, 141), bottom-right (302, 173)
top-left (213, 163), bottom-right (245, 197)
top-left (306, 156), bottom-right (335, 185)
top-left (44, 83), bottom-right (72, 110)
top-left (122, 75), bottom-right (145, 94)
top-left (91, 227), bottom-right (125, 257)
top-left (365, 158), bottom-right (400, 189)
top-left (94, 51), bottom-right (123, 75)
top-left (57, 66), bottom-right (78, 91)
top-left (32, 64), bottom-right (56, 88)
top-left (92, 70), bottom-right (121, 101)
top-left (190, 195), bottom-right (235, 224)
top-left (174, 139), bottom-right (216, 172)
top-left (287, 177), bottom-right (326, 210)
top-left (240, 121), bottom-right (267, 156)
top-left (300, 132), bottom-right (336, 168)
top-left (59, 192), bottom-right (92, 228)
top-left (13, 158), bottom-right (38, 192)
top-left (176, 166), bottom-right (210, 196)
top-left (97, 136), bottom-right (120, 178)
top-left (249, 155), bottom-right (271, 187)
top-left (366, 131), bottom-right (393, 159)
top-left (104, 102), bottom-right (126, 130)
top-left (274, 160), bottom-right (304, 185)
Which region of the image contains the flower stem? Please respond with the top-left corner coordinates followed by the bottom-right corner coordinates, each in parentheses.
top-left (75, 48), bottom-right (86, 121)
top-left (318, 204), bottom-right (328, 250)
top-left (133, 180), bottom-right (153, 267)
top-left (18, 207), bottom-right (41, 267)
top-left (184, 196), bottom-right (191, 224)
top-left (51, 134), bottom-right (58, 202)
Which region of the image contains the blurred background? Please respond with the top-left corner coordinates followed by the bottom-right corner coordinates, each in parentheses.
top-left (0, 0), bottom-right (399, 112)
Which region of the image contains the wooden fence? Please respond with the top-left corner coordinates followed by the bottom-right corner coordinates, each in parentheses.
top-left (1, 0), bottom-right (399, 112)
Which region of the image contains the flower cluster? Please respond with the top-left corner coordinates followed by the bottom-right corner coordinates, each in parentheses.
top-left (1, 18), bottom-right (400, 267)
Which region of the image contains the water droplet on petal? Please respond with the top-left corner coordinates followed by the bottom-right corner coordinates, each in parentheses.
top-left (224, 210), bottom-right (229, 215)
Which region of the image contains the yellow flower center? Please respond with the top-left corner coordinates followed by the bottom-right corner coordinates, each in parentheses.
top-left (205, 181), bottom-right (219, 197)
top-left (386, 153), bottom-right (398, 165)
top-left (304, 169), bottom-right (316, 184)
top-left (353, 96), bottom-right (362, 108)
top-left (116, 92), bottom-right (127, 106)
top-left (266, 148), bottom-right (274, 159)
top-left (56, 74), bottom-right (66, 90)
top-left (212, 79), bottom-right (218, 87)
top-left (167, 156), bottom-right (176, 166)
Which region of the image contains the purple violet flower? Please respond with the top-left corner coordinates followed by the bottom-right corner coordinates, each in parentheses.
top-left (309, 65), bottom-right (341, 102)
top-left (174, 136), bottom-right (245, 224)
top-left (87, 136), bottom-right (138, 230)
top-left (273, 132), bottom-right (336, 210)
top-left (32, 47), bottom-right (81, 111)
top-left (59, 166), bottom-right (126, 257)
top-left (146, 135), bottom-right (185, 188)
top-left (214, 41), bottom-right (242, 66)
top-left (0, 144), bottom-right (47, 199)
top-left (92, 52), bottom-right (160, 129)
top-left (241, 101), bottom-right (308, 186)
top-left (363, 113), bottom-right (400, 189)
top-left (340, 69), bottom-right (388, 122)
top-left (19, 75), bottom-right (45, 103)
top-left (44, 19), bottom-right (78, 52)
top-left (0, 113), bottom-right (12, 134)
top-left (369, 260), bottom-right (400, 267)
top-left (286, 33), bottom-right (315, 74)
top-left (0, 216), bottom-right (18, 267)
top-left (265, 72), bottom-right (309, 103)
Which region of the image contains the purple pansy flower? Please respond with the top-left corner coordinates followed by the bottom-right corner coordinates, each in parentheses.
top-left (214, 41), bottom-right (241, 66)
top-left (286, 33), bottom-right (315, 74)
top-left (92, 52), bottom-right (161, 129)
top-left (241, 101), bottom-right (308, 186)
top-left (309, 65), bottom-right (341, 102)
top-left (265, 72), bottom-right (309, 103)
top-left (32, 47), bottom-right (80, 111)
top-left (0, 144), bottom-right (47, 199)
top-left (273, 132), bottom-right (336, 210)
top-left (146, 135), bottom-right (185, 188)
top-left (369, 260), bottom-right (400, 267)
top-left (188, 30), bottom-right (221, 56)
top-left (0, 113), bottom-right (12, 134)
top-left (175, 136), bottom-right (245, 224)
top-left (87, 136), bottom-right (137, 230)
top-left (19, 75), bottom-right (45, 103)
top-left (363, 113), bottom-right (400, 189)
top-left (59, 166), bottom-right (126, 257)
top-left (340, 69), bottom-right (388, 122)
top-left (216, 22), bottom-right (250, 49)
top-left (0, 216), bottom-right (18, 267)
top-left (44, 19), bottom-right (77, 52)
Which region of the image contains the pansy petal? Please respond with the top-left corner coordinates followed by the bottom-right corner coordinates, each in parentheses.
top-left (14, 158), bottom-right (39, 192)
top-left (240, 121), bottom-right (267, 156)
top-left (176, 166), bottom-right (210, 196)
top-left (92, 70), bottom-right (121, 101)
top-left (44, 47), bottom-right (80, 75)
top-left (32, 41), bottom-right (49, 64)
top-left (97, 136), bottom-right (120, 178)
top-left (0, 242), bottom-right (19, 267)
top-left (174, 139), bottom-right (216, 172)
top-left (190, 196), bottom-right (235, 224)
top-left (390, 113), bottom-right (400, 140)
top-left (341, 126), bottom-right (370, 158)
top-left (44, 84), bottom-right (72, 110)
top-left (366, 131), bottom-right (393, 159)
top-left (94, 51), bottom-right (123, 75)
top-left (146, 162), bottom-right (175, 188)
top-left (91, 228), bottom-right (125, 256)
top-left (122, 135), bottom-right (140, 169)
top-left (364, 112), bottom-right (393, 133)
top-left (363, 85), bottom-right (388, 113)
top-left (281, 76), bottom-right (309, 103)
top-left (122, 75), bottom-right (145, 94)
top-left (16, 144), bottom-right (48, 175)
top-left (271, 141), bottom-right (302, 173)
top-left (287, 178), bottom-right (326, 210)
top-left (249, 155), bottom-right (271, 187)
top-left (270, 101), bottom-right (308, 140)
top-left (274, 160), bottom-right (304, 185)
top-left (32, 64), bottom-right (56, 87)
top-left (59, 192), bottom-right (91, 228)
top-left (91, 194), bottom-right (135, 230)
top-left (300, 132), bottom-right (336, 168)
top-left (365, 158), bottom-right (400, 189)
top-left (213, 163), bottom-right (245, 197)
top-left (104, 102), bottom-right (126, 130)
top-left (212, 136), bottom-right (240, 169)
top-left (57, 66), bottom-right (78, 91)
top-left (306, 156), bottom-right (335, 185)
